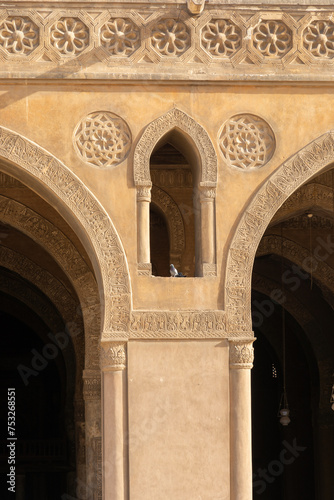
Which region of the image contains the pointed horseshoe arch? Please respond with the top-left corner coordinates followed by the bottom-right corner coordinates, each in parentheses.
top-left (133, 108), bottom-right (217, 186)
top-left (225, 130), bottom-right (334, 334)
top-left (0, 126), bottom-right (131, 337)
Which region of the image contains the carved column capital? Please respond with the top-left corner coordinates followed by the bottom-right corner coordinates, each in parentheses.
top-left (100, 341), bottom-right (127, 371)
top-left (137, 183), bottom-right (152, 202)
top-left (83, 370), bottom-right (101, 401)
top-left (199, 184), bottom-right (216, 202)
top-left (229, 339), bottom-right (255, 369)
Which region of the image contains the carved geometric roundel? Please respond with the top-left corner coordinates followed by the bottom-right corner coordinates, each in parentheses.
top-left (218, 114), bottom-right (276, 170)
top-left (74, 111), bottom-right (132, 168)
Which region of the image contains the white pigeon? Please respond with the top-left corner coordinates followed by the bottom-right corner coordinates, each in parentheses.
top-left (170, 264), bottom-right (178, 277)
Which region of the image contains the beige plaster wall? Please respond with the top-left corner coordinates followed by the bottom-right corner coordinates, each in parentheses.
top-left (128, 340), bottom-right (229, 500)
top-left (1, 82), bottom-right (334, 311)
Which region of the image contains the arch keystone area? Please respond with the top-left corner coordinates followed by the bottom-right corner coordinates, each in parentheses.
top-left (225, 130), bottom-right (334, 334)
top-left (0, 125), bottom-right (131, 337)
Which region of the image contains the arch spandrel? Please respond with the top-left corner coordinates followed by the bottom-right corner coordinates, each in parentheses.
top-left (225, 130), bottom-right (334, 334)
top-left (0, 125), bottom-right (131, 337)
top-left (133, 108), bottom-right (217, 186)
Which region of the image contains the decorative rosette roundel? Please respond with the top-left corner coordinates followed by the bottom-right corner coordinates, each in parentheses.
top-left (218, 114), bottom-right (275, 170)
top-left (74, 111), bottom-right (132, 167)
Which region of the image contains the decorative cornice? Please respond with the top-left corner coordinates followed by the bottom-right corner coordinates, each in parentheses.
top-left (100, 341), bottom-right (127, 371)
top-left (229, 339), bottom-right (255, 369)
top-left (0, 7), bottom-right (333, 81)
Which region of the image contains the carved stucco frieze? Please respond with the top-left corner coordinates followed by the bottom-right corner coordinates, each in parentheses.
top-left (100, 341), bottom-right (127, 371)
top-left (229, 339), bottom-right (254, 369)
top-left (225, 130), bottom-right (334, 334)
top-left (130, 310), bottom-right (227, 339)
top-left (0, 8), bottom-right (333, 78)
top-left (218, 114), bottom-right (276, 170)
top-left (133, 108), bottom-right (217, 187)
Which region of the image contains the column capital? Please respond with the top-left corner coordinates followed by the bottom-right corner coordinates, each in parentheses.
top-left (137, 183), bottom-right (152, 202)
top-left (100, 341), bottom-right (127, 371)
top-left (199, 184), bottom-right (216, 201)
top-left (229, 338), bottom-right (255, 369)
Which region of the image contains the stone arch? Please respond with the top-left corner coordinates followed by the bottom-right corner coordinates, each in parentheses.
top-left (225, 130), bottom-right (334, 334)
top-left (151, 185), bottom-right (185, 268)
top-left (0, 125), bottom-right (131, 337)
top-left (133, 108), bottom-right (217, 187)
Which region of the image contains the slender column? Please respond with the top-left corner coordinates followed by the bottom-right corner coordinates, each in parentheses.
top-left (137, 184), bottom-right (152, 273)
top-left (100, 341), bottom-right (128, 500)
top-left (229, 339), bottom-right (254, 500)
top-left (199, 184), bottom-right (216, 276)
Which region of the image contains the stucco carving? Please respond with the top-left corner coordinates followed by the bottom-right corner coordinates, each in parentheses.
top-left (0, 16), bottom-right (39, 55)
top-left (151, 185), bottom-right (185, 265)
top-left (253, 20), bottom-right (292, 58)
top-left (225, 130), bottom-right (334, 334)
top-left (303, 21), bottom-right (334, 59)
top-left (151, 18), bottom-right (190, 57)
top-left (0, 8), bottom-right (334, 79)
top-left (100, 341), bottom-right (126, 371)
top-left (74, 111), bottom-right (132, 168)
top-left (133, 108), bottom-right (217, 187)
top-left (50, 17), bottom-right (89, 56)
top-left (130, 310), bottom-right (227, 339)
top-left (201, 19), bottom-right (241, 57)
top-left (101, 18), bottom-right (140, 56)
top-left (229, 339), bottom-right (254, 369)
top-left (218, 114), bottom-right (275, 170)
top-left (0, 125), bottom-right (131, 336)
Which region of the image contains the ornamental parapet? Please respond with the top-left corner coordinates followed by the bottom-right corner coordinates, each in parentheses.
top-left (0, 5), bottom-right (333, 81)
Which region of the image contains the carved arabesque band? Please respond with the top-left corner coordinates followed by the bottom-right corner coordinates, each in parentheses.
top-left (225, 130), bottom-right (334, 334)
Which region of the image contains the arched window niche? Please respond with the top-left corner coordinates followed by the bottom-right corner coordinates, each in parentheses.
top-left (134, 108), bottom-right (218, 277)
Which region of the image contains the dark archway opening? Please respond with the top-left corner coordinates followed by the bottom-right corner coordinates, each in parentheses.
top-left (0, 295), bottom-right (74, 499)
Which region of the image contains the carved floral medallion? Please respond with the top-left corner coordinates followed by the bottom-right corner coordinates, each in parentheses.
top-left (303, 21), bottom-right (334, 59)
top-left (0, 16), bottom-right (39, 55)
top-left (201, 19), bottom-right (241, 57)
top-left (218, 114), bottom-right (275, 170)
top-left (50, 17), bottom-right (89, 55)
top-left (74, 111), bottom-right (132, 167)
top-left (100, 18), bottom-right (140, 56)
top-left (151, 18), bottom-right (190, 56)
top-left (253, 20), bottom-right (292, 58)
